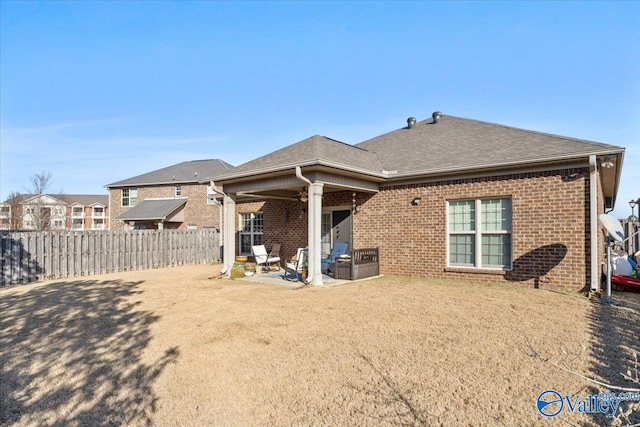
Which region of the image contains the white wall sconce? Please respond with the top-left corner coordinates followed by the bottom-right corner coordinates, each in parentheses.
top-left (412, 196), bottom-right (422, 206)
top-left (355, 205), bottom-right (363, 213)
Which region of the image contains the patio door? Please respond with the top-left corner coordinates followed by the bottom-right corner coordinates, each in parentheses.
top-left (321, 208), bottom-right (352, 258)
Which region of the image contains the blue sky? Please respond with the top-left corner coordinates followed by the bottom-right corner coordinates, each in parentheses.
top-left (1, 1), bottom-right (638, 218)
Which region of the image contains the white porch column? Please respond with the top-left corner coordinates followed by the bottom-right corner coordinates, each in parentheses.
top-left (223, 192), bottom-right (236, 276)
top-left (308, 182), bottom-right (324, 285)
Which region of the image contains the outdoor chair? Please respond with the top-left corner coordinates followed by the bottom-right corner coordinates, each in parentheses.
top-left (269, 243), bottom-right (282, 269)
top-left (251, 244), bottom-right (281, 272)
top-left (283, 248), bottom-right (308, 282)
top-left (321, 242), bottom-right (349, 273)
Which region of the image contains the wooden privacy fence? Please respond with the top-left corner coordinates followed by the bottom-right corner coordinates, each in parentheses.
top-left (0, 229), bottom-right (221, 286)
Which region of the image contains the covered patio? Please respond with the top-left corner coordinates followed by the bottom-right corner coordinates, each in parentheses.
top-left (207, 135), bottom-right (385, 286)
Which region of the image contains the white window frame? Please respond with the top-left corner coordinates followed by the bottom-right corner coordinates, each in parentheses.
top-left (122, 188), bottom-right (138, 207)
top-left (207, 185), bottom-right (219, 205)
top-left (92, 205), bottom-right (105, 218)
top-left (238, 212), bottom-right (263, 255)
top-left (446, 197), bottom-right (512, 270)
top-left (71, 205), bottom-right (85, 217)
top-left (175, 185), bottom-right (182, 197)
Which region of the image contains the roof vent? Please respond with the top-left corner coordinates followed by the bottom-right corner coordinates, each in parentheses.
top-left (432, 111), bottom-right (442, 123)
top-left (407, 117), bottom-right (417, 129)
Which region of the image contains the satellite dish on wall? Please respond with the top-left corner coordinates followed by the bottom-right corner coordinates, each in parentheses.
top-left (599, 213), bottom-right (625, 242)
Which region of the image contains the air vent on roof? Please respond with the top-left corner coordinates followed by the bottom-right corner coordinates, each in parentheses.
top-left (432, 111), bottom-right (442, 123)
top-left (407, 117), bottom-right (417, 129)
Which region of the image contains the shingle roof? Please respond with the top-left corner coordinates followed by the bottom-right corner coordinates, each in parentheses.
top-left (8, 194), bottom-right (108, 206)
top-left (356, 114), bottom-right (623, 177)
top-left (106, 159), bottom-right (234, 187)
top-left (212, 135), bottom-right (384, 181)
top-left (65, 194), bottom-right (109, 206)
top-left (115, 198), bottom-right (187, 221)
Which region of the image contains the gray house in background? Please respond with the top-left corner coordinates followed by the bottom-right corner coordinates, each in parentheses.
top-left (106, 159), bottom-right (233, 230)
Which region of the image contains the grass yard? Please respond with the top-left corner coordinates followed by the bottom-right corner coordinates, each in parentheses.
top-left (1, 264), bottom-right (639, 426)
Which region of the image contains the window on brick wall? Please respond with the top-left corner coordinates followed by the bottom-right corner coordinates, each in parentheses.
top-left (175, 185), bottom-right (182, 197)
top-left (447, 197), bottom-right (512, 269)
top-left (239, 212), bottom-right (263, 254)
top-left (122, 188), bottom-right (138, 207)
top-left (207, 185), bottom-right (220, 205)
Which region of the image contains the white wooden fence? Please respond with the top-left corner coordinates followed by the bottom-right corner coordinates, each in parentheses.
top-left (0, 229), bottom-right (221, 286)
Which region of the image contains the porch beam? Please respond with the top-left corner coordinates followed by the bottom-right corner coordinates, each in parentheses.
top-left (224, 175), bottom-right (303, 194)
top-left (304, 171), bottom-right (379, 193)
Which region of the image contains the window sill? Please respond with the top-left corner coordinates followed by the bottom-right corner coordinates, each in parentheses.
top-left (444, 267), bottom-right (508, 276)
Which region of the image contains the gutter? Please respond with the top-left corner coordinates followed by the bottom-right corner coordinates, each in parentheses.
top-left (589, 155), bottom-right (599, 292)
top-left (381, 149), bottom-right (626, 183)
top-left (212, 159), bottom-right (389, 183)
top-left (106, 179), bottom-right (202, 189)
top-left (295, 167), bottom-right (316, 285)
top-left (206, 149), bottom-right (625, 187)
top-left (210, 181), bottom-right (229, 275)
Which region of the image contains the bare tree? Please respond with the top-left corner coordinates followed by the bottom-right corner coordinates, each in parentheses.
top-left (29, 171), bottom-right (53, 195)
top-left (3, 191), bottom-right (23, 230)
top-left (21, 171), bottom-right (66, 231)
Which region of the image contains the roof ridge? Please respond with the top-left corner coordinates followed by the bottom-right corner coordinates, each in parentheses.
top-left (443, 114), bottom-right (617, 148)
top-left (317, 134), bottom-right (376, 153)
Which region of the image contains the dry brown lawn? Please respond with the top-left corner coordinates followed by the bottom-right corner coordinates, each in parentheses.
top-left (1, 264), bottom-right (639, 426)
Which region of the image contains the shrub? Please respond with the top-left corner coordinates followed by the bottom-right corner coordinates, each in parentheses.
top-left (230, 266), bottom-right (245, 279)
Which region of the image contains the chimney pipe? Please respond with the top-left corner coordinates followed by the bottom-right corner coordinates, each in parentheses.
top-left (407, 117), bottom-right (417, 129)
top-left (432, 111), bottom-right (442, 123)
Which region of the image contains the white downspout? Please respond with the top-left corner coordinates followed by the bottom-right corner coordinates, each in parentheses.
top-left (295, 166), bottom-right (322, 285)
top-left (211, 181), bottom-right (224, 263)
top-left (211, 181), bottom-right (230, 275)
top-left (589, 155), bottom-right (599, 292)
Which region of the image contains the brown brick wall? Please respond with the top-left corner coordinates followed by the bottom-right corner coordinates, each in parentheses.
top-left (351, 168), bottom-right (591, 291)
top-left (236, 200), bottom-right (308, 260)
top-left (109, 184), bottom-right (220, 230)
top-left (227, 167), bottom-right (599, 291)
top-left (245, 169), bottom-right (593, 291)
